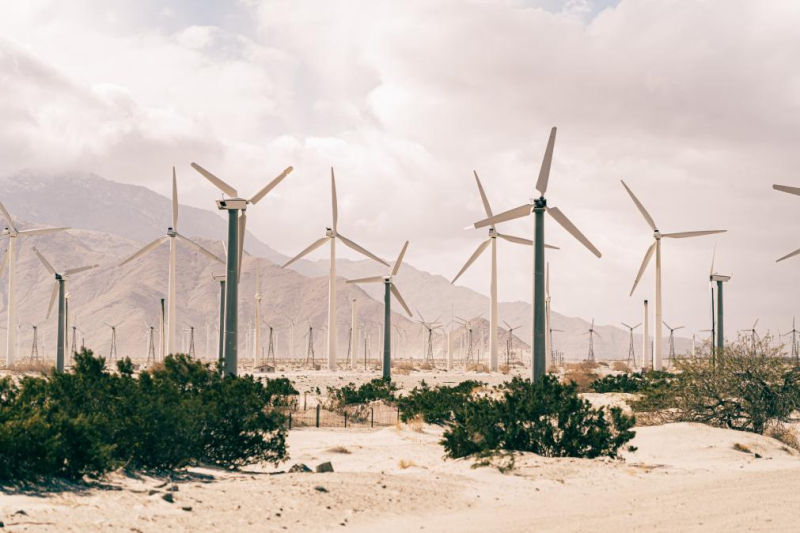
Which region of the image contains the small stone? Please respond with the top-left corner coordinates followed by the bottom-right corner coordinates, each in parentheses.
top-left (316, 461), bottom-right (334, 473)
top-left (288, 463), bottom-right (313, 473)
top-left (315, 486), bottom-right (328, 493)
top-left (181, 506), bottom-right (193, 512)
top-left (0, 520), bottom-right (4, 527)
top-left (168, 484), bottom-right (179, 492)
top-left (755, 453), bottom-right (763, 459)
top-left (14, 511), bottom-right (27, 516)
top-left (148, 490), bottom-right (159, 496)
top-left (162, 493), bottom-right (175, 503)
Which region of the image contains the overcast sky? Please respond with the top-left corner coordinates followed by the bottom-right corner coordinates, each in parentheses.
top-left (1, 0), bottom-right (799, 339)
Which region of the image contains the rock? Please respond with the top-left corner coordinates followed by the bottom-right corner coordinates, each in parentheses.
top-left (162, 493), bottom-right (175, 503)
top-left (13, 511), bottom-right (27, 516)
top-left (167, 484), bottom-right (179, 492)
top-left (316, 461), bottom-right (334, 473)
top-left (0, 519), bottom-right (4, 527)
top-left (181, 506), bottom-right (193, 512)
top-left (755, 453), bottom-right (763, 459)
top-left (314, 486), bottom-right (328, 493)
top-left (148, 490), bottom-right (159, 496)
top-left (288, 463), bottom-right (313, 473)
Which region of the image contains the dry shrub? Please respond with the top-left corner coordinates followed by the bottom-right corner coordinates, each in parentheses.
top-left (732, 443), bottom-right (752, 454)
top-left (394, 361), bottom-right (416, 371)
top-left (6, 360), bottom-right (52, 374)
top-left (326, 446), bottom-right (351, 454)
top-left (767, 425), bottom-right (800, 452)
top-left (398, 459), bottom-right (417, 469)
top-left (563, 362), bottom-right (598, 393)
top-left (393, 367), bottom-right (411, 376)
top-left (467, 363), bottom-right (490, 373)
top-left (419, 362), bottom-right (433, 371)
top-left (612, 361), bottom-right (632, 372)
top-left (500, 364), bottom-right (511, 375)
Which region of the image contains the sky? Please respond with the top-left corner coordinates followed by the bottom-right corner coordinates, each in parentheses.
top-left (1, 0), bottom-right (799, 339)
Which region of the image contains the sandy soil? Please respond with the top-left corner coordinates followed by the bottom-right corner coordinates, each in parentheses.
top-left (1, 419), bottom-right (799, 533)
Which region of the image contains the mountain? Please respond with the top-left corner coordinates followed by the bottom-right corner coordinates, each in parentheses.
top-left (0, 171), bottom-right (692, 363)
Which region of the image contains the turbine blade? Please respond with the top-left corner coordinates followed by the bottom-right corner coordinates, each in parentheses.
top-left (621, 322), bottom-right (631, 329)
top-left (496, 233), bottom-right (532, 246)
top-left (634, 323), bottom-right (642, 329)
top-left (172, 167), bottom-right (178, 231)
top-left (120, 236), bottom-right (168, 266)
top-left (32, 247), bottom-right (56, 275)
top-left (536, 127), bottom-right (557, 195)
top-left (630, 241), bottom-right (656, 296)
top-left (0, 202), bottom-right (16, 231)
top-left (620, 180), bottom-right (657, 231)
top-left (345, 276), bottom-right (384, 284)
top-left (282, 237), bottom-right (329, 268)
top-left (18, 227), bottom-right (69, 236)
top-left (662, 230), bottom-right (727, 239)
top-left (337, 234), bottom-right (388, 266)
top-left (331, 168), bottom-right (338, 232)
top-left (47, 281), bottom-right (58, 319)
top-left (675, 326), bottom-right (685, 331)
top-left (64, 264), bottom-right (98, 276)
top-left (0, 248), bottom-right (7, 277)
top-left (176, 233), bottom-right (224, 263)
top-left (390, 284), bottom-right (413, 317)
top-left (546, 206), bottom-right (601, 257)
top-left (191, 163), bottom-right (238, 197)
top-left (663, 321), bottom-right (672, 330)
top-left (451, 239), bottom-right (490, 284)
top-left (773, 184), bottom-right (800, 196)
top-left (248, 166), bottom-right (293, 205)
top-left (473, 171), bottom-right (494, 221)
top-left (777, 246), bottom-right (800, 263)
top-left (710, 243), bottom-right (716, 276)
top-left (472, 204), bottom-right (530, 229)
top-left (238, 212), bottom-right (246, 281)
top-left (391, 241), bottom-right (409, 277)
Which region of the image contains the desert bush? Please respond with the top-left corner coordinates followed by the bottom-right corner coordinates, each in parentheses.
top-left (264, 377), bottom-right (299, 407)
top-left (634, 337), bottom-right (800, 435)
top-left (466, 363), bottom-right (491, 373)
top-left (612, 361), bottom-right (631, 372)
top-left (442, 376), bottom-right (636, 460)
top-left (326, 378), bottom-right (398, 411)
top-left (398, 380), bottom-right (483, 425)
top-left (590, 370), bottom-right (673, 394)
top-left (563, 361), bottom-right (599, 392)
top-left (0, 350), bottom-right (288, 481)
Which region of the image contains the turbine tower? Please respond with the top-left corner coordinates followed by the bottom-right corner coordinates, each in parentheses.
top-left (416, 310), bottom-right (442, 366)
top-left (663, 321), bottom-right (685, 362)
top-left (346, 241), bottom-right (413, 379)
top-left (120, 168), bottom-right (223, 358)
top-left (282, 168), bottom-right (388, 371)
top-left (105, 320), bottom-right (124, 362)
top-left (191, 162), bottom-right (293, 375)
top-left (621, 180), bottom-right (726, 370)
top-left (740, 319), bottom-right (759, 351)
top-left (783, 318), bottom-right (799, 361)
top-left (453, 171), bottom-right (557, 372)
top-left (709, 246), bottom-right (731, 359)
top-left (254, 263), bottom-right (262, 366)
top-left (32, 247), bottom-right (97, 372)
top-left (622, 322), bottom-right (642, 367)
top-left (585, 319), bottom-right (600, 362)
top-left (0, 202), bottom-right (68, 365)
top-left (471, 128), bottom-right (601, 381)
top-left (503, 321), bottom-right (521, 368)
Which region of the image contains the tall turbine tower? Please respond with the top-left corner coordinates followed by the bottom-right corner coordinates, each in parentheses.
top-left (191, 162), bottom-right (293, 375)
top-left (0, 203), bottom-right (68, 365)
top-left (346, 241), bottom-right (413, 379)
top-left (470, 128), bottom-right (601, 381)
top-left (454, 171), bottom-right (556, 372)
top-left (32, 248), bottom-right (97, 372)
top-left (622, 322), bottom-right (641, 367)
top-left (621, 181), bottom-right (726, 370)
top-left (283, 168), bottom-right (388, 371)
top-left (709, 247), bottom-right (730, 360)
top-left (120, 168), bottom-right (223, 357)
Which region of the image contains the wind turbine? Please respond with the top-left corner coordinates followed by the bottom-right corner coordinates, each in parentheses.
top-left (416, 310), bottom-right (442, 366)
top-left (621, 180), bottom-right (726, 371)
top-left (470, 128), bottom-right (601, 381)
top-left (622, 322), bottom-right (642, 367)
top-left (346, 241), bottom-right (413, 380)
top-left (503, 320), bottom-right (521, 368)
top-left (663, 321), bottom-right (685, 362)
top-left (191, 162), bottom-right (293, 375)
top-left (740, 319), bottom-right (759, 350)
top-left (709, 246), bottom-right (731, 359)
top-left (105, 319), bottom-right (125, 362)
top-left (120, 168), bottom-right (223, 359)
top-left (283, 168), bottom-right (388, 371)
top-left (0, 202), bottom-right (68, 365)
top-left (32, 247), bottom-right (97, 372)
top-left (585, 319), bottom-right (600, 362)
top-left (783, 318), bottom-right (799, 361)
top-left (453, 171), bottom-right (557, 372)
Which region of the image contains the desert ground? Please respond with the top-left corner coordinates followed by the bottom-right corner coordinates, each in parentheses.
top-left (2, 367), bottom-right (799, 532)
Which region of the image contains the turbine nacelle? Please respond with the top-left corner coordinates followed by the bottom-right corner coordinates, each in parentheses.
top-left (216, 198), bottom-right (248, 210)
top-left (653, 230), bottom-right (662, 239)
top-left (167, 227), bottom-right (177, 237)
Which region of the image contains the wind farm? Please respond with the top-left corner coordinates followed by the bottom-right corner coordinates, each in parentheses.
top-left (2, 2), bottom-right (800, 532)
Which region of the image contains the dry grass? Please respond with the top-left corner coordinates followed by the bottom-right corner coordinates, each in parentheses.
top-left (499, 364), bottom-right (511, 375)
top-left (4, 360), bottom-right (52, 374)
top-left (398, 459), bottom-right (417, 469)
top-left (732, 443), bottom-right (752, 454)
top-left (563, 361), bottom-right (598, 392)
top-left (393, 367), bottom-right (411, 376)
top-left (767, 425), bottom-right (800, 452)
top-left (326, 446), bottom-right (352, 454)
top-left (467, 363), bottom-right (491, 373)
top-left (612, 361), bottom-right (632, 372)
top-left (398, 414), bottom-right (424, 433)
top-left (419, 362), bottom-right (433, 371)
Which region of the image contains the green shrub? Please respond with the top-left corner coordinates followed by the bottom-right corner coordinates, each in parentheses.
top-left (634, 338), bottom-right (800, 434)
top-left (590, 370), bottom-right (673, 393)
top-left (442, 376), bottom-right (636, 460)
top-left (326, 378), bottom-right (398, 411)
top-left (0, 349), bottom-right (288, 481)
top-left (398, 380), bottom-right (483, 424)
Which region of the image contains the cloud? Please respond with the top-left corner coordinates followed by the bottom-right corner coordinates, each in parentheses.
top-left (0, 0), bottom-right (799, 336)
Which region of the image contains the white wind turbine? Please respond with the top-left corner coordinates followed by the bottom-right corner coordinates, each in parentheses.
top-left (621, 180), bottom-right (726, 371)
top-left (0, 202), bottom-right (69, 366)
top-left (453, 171), bottom-right (557, 372)
top-left (282, 168), bottom-right (388, 371)
top-left (120, 168), bottom-right (223, 357)
top-left (32, 247), bottom-right (97, 372)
